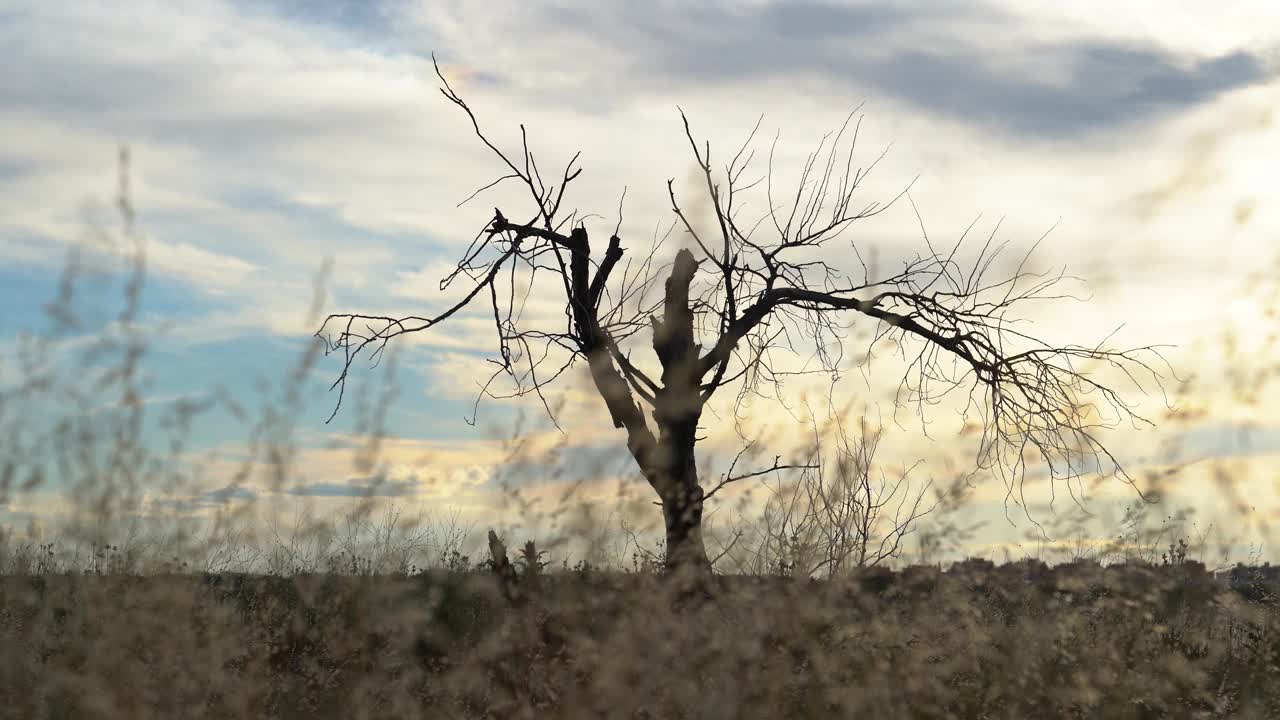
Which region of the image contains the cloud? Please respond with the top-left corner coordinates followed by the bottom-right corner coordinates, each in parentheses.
top-left (150, 483), bottom-right (259, 513)
top-left (488, 440), bottom-right (638, 490)
top-left (235, 0), bottom-right (401, 44)
top-left (3, 0), bottom-right (1279, 557)
top-left (142, 241), bottom-right (259, 292)
top-left (417, 0), bottom-right (1275, 139)
top-left (1129, 104), bottom-right (1275, 220)
top-left (850, 44), bottom-right (1266, 138)
top-left (285, 477), bottom-right (418, 498)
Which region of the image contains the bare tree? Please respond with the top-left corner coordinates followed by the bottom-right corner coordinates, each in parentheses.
top-left (317, 59), bottom-right (1165, 576)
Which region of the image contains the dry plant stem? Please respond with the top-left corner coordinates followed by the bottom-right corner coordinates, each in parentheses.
top-left (316, 55), bottom-right (1166, 574)
top-left (726, 414), bottom-right (937, 577)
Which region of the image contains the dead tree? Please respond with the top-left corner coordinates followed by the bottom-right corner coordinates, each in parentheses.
top-left (317, 58), bottom-right (1165, 576)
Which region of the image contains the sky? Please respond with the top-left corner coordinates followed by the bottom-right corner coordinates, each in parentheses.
top-left (2, 0), bottom-right (1280, 565)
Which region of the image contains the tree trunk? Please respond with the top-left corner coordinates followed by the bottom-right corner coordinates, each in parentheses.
top-left (580, 247), bottom-right (714, 577)
top-left (649, 248), bottom-right (712, 577)
top-left (660, 462), bottom-right (710, 575)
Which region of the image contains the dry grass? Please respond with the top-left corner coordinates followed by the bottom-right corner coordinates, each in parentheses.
top-left (3, 556), bottom-right (1280, 718)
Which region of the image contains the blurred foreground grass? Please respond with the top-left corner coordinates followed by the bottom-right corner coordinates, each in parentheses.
top-left (3, 554), bottom-right (1280, 718)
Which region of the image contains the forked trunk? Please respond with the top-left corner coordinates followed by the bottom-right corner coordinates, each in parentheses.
top-left (648, 248), bottom-right (711, 577)
top-left (580, 248), bottom-right (714, 578)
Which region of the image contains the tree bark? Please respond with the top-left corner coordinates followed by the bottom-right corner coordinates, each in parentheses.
top-left (657, 436), bottom-right (710, 575)
top-left (649, 249), bottom-right (712, 575)
top-left (572, 235), bottom-right (715, 574)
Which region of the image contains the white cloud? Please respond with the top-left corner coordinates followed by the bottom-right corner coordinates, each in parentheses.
top-left (6, 0), bottom-right (1280, 554)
